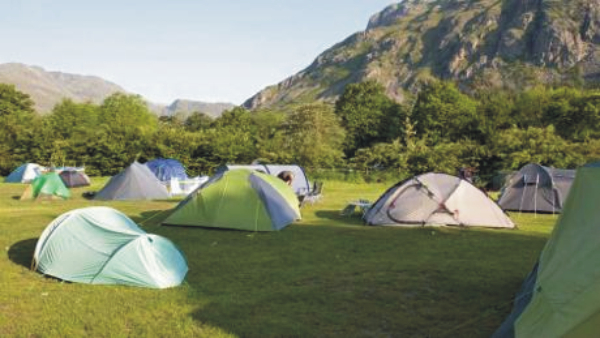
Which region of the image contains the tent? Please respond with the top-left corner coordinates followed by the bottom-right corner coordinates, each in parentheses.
top-left (95, 162), bottom-right (170, 201)
top-left (5, 163), bottom-right (43, 183)
top-left (498, 163), bottom-right (575, 213)
top-left (492, 166), bottom-right (600, 337)
top-left (145, 158), bottom-right (188, 182)
top-left (163, 169), bottom-right (301, 231)
top-left (364, 172), bottom-right (514, 228)
top-left (32, 207), bottom-right (188, 289)
top-left (20, 172), bottom-right (71, 200)
top-left (217, 164), bottom-right (311, 196)
top-left (59, 170), bottom-right (91, 188)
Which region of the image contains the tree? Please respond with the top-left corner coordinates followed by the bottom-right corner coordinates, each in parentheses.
top-left (0, 84), bottom-right (37, 174)
top-left (98, 93), bottom-right (157, 136)
top-left (46, 99), bottom-right (99, 140)
top-left (184, 111), bottom-right (214, 131)
top-left (282, 103), bottom-right (346, 167)
top-left (412, 81), bottom-right (479, 142)
top-left (335, 80), bottom-right (405, 155)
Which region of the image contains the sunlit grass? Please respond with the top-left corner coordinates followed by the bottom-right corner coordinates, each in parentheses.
top-left (1, 178), bottom-right (554, 337)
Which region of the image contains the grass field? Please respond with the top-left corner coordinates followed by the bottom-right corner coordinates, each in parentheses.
top-left (0, 178), bottom-right (557, 337)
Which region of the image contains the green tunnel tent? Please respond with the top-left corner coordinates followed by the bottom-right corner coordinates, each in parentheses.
top-left (493, 166), bottom-right (600, 337)
top-left (162, 169), bottom-right (301, 231)
top-left (33, 207), bottom-right (188, 288)
top-left (20, 172), bottom-right (71, 200)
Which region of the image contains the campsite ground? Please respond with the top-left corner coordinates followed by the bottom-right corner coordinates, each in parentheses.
top-left (0, 179), bottom-right (556, 337)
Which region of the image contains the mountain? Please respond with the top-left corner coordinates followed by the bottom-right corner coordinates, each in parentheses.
top-left (162, 99), bottom-right (235, 118)
top-left (244, 0), bottom-right (600, 109)
top-left (0, 63), bottom-right (125, 113)
top-left (0, 63), bottom-right (234, 116)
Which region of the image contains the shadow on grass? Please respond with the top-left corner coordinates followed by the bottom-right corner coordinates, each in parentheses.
top-left (131, 209), bottom-right (175, 227)
top-left (184, 226), bottom-right (550, 337)
top-left (315, 209), bottom-right (365, 226)
top-left (8, 238), bottom-right (38, 269)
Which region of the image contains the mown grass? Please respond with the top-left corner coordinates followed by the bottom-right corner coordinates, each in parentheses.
top-left (0, 179), bottom-right (555, 337)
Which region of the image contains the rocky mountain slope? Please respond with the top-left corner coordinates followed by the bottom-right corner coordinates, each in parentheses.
top-left (0, 63), bottom-right (234, 116)
top-left (244, 0), bottom-right (600, 109)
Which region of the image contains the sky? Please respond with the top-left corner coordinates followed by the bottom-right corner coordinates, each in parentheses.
top-left (0, 0), bottom-right (396, 105)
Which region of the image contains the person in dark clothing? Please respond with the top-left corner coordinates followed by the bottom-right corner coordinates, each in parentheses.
top-left (277, 171), bottom-right (294, 186)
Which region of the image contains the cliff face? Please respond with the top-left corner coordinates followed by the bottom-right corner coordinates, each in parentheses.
top-left (244, 0), bottom-right (600, 109)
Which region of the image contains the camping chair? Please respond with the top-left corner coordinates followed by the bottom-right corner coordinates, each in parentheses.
top-left (169, 178), bottom-right (184, 196)
top-left (302, 181), bottom-right (323, 206)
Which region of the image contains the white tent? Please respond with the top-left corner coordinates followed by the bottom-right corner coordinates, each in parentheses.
top-left (5, 163), bottom-right (44, 183)
top-left (217, 164), bottom-right (311, 196)
top-left (364, 173), bottom-right (514, 228)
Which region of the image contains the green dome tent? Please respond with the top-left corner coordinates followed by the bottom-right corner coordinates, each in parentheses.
top-left (33, 207), bottom-right (188, 289)
top-left (162, 169), bottom-right (301, 231)
top-left (20, 172), bottom-right (71, 200)
top-left (493, 166), bottom-right (600, 337)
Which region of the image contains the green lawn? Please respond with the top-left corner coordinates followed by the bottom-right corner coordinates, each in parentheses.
top-left (0, 179), bottom-right (556, 337)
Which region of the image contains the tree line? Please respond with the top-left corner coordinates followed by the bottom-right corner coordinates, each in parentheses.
top-left (1, 81), bottom-right (600, 187)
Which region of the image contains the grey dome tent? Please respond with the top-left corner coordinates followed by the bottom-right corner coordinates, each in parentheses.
top-left (364, 172), bottom-right (514, 228)
top-left (95, 162), bottom-right (170, 200)
top-left (497, 163), bottom-right (575, 213)
top-left (33, 207), bottom-right (188, 288)
top-left (59, 170), bottom-right (91, 188)
top-left (216, 164), bottom-right (311, 196)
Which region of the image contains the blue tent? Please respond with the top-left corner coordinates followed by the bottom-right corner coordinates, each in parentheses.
top-left (216, 164), bottom-right (311, 196)
top-left (145, 158), bottom-right (188, 182)
top-left (5, 163), bottom-right (43, 183)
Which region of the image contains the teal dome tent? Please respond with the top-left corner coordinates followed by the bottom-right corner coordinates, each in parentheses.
top-left (33, 207), bottom-right (188, 288)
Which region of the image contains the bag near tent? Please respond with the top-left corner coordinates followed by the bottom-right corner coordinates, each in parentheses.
top-left (95, 162), bottom-right (170, 201)
top-left (493, 166), bottom-right (600, 337)
top-left (498, 163), bottom-right (575, 213)
top-left (163, 169), bottom-right (301, 231)
top-left (20, 172), bottom-right (71, 200)
top-left (364, 172), bottom-right (514, 228)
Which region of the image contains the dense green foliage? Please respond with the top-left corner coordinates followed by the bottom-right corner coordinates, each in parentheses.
top-left (2, 81), bottom-right (600, 184)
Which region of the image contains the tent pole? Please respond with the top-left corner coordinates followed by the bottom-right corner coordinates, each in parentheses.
top-left (534, 174), bottom-right (538, 218)
top-left (518, 176), bottom-right (527, 216)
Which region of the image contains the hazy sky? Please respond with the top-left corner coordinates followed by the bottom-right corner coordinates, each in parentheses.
top-left (0, 1), bottom-right (395, 105)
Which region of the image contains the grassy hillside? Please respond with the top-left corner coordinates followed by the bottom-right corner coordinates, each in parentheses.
top-left (0, 178), bottom-right (554, 337)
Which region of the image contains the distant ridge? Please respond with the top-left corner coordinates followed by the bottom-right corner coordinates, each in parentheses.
top-left (0, 62), bottom-right (234, 117)
top-left (163, 99), bottom-right (235, 118)
top-left (0, 63), bottom-right (124, 113)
